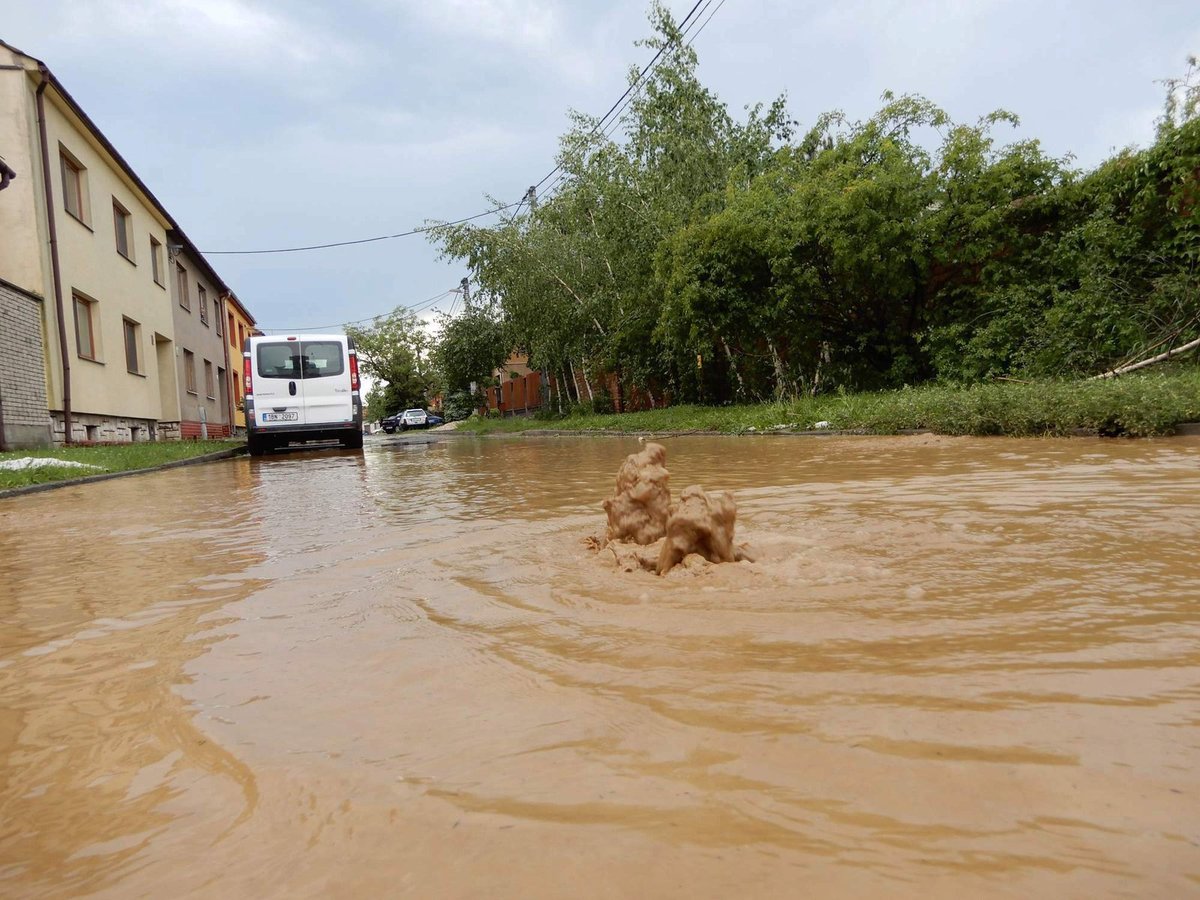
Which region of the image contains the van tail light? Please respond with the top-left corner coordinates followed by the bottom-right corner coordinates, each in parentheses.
top-left (349, 352), bottom-right (360, 392)
top-left (244, 355), bottom-right (253, 396)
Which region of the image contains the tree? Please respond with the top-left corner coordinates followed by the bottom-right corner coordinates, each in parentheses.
top-left (429, 13), bottom-right (1200, 404)
top-left (428, 1), bottom-right (788, 402)
top-left (433, 300), bottom-right (509, 395)
top-left (345, 309), bottom-right (435, 416)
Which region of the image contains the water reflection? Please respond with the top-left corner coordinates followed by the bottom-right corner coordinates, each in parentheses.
top-left (2, 435), bottom-right (1199, 897)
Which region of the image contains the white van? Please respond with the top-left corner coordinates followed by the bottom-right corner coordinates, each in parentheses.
top-left (243, 334), bottom-right (363, 456)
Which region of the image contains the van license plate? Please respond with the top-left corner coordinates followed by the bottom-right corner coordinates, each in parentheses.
top-left (263, 412), bottom-right (298, 422)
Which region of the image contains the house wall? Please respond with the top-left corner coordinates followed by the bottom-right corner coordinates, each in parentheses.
top-left (170, 250), bottom-right (231, 438)
top-left (0, 279), bottom-right (51, 448)
top-left (1, 59), bottom-right (178, 443)
top-left (0, 54), bottom-right (47, 299)
top-left (226, 301), bottom-right (256, 432)
top-left (39, 87), bottom-right (175, 428)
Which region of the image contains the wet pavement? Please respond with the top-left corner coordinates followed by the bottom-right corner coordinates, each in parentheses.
top-left (1, 432), bottom-right (1199, 898)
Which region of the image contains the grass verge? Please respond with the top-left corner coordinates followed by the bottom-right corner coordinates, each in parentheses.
top-left (0, 440), bottom-right (244, 491)
top-left (459, 369), bottom-right (1200, 438)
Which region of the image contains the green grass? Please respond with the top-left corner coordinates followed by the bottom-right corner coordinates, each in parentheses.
top-left (0, 439), bottom-right (243, 491)
top-left (459, 368), bottom-right (1200, 439)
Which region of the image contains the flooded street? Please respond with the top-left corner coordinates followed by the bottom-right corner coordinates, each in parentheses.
top-left (2, 433), bottom-right (1199, 898)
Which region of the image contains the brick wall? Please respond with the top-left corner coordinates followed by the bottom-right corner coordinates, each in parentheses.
top-left (180, 420), bottom-right (231, 439)
top-left (0, 279), bottom-right (51, 449)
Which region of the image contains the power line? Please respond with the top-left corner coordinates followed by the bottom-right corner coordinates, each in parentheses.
top-left (526, 0), bottom-right (709, 202)
top-left (689, 0), bottom-right (728, 44)
top-left (259, 288), bottom-right (459, 333)
top-left (205, 205), bottom-right (522, 255)
top-left (204, 2), bottom-right (714, 255)
top-left (538, 0), bottom-right (725, 202)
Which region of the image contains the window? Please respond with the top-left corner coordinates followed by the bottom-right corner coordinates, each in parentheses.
top-left (73, 293), bottom-right (97, 360)
top-left (233, 372), bottom-right (241, 404)
top-left (300, 341), bottom-right (345, 378)
top-left (123, 318), bottom-right (141, 374)
top-left (255, 340), bottom-right (345, 380)
top-left (237, 324), bottom-right (245, 350)
top-left (60, 148), bottom-right (88, 224)
top-left (198, 284), bottom-right (208, 326)
top-left (150, 237), bottom-right (164, 285)
top-left (184, 349), bottom-right (197, 393)
top-left (176, 263), bottom-right (189, 310)
top-left (256, 342), bottom-right (300, 379)
top-left (204, 360), bottom-right (215, 398)
top-left (113, 199), bottom-right (133, 261)
top-left (215, 298), bottom-right (223, 336)
top-left (228, 312), bottom-right (236, 346)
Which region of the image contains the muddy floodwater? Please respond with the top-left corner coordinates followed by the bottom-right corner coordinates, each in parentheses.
top-left (2, 434), bottom-right (1199, 898)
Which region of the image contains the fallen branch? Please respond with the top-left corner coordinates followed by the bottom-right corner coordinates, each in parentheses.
top-left (1091, 335), bottom-right (1200, 379)
top-left (1109, 317), bottom-right (1198, 373)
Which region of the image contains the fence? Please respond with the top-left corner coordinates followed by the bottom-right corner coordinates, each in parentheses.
top-left (482, 368), bottom-right (669, 417)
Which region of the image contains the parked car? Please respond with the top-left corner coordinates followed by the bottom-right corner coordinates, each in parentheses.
top-left (381, 408), bottom-right (441, 432)
top-left (243, 333), bottom-right (363, 456)
top-left (381, 412), bottom-right (434, 434)
top-left (399, 408), bottom-right (428, 429)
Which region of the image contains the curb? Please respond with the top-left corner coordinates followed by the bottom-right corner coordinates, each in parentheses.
top-left (472, 428), bottom-right (901, 439)
top-left (0, 446), bottom-right (248, 501)
top-left (456, 423), bottom-right (1200, 440)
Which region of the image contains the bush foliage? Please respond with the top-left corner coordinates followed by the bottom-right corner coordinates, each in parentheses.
top-left (429, 9), bottom-right (1199, 404)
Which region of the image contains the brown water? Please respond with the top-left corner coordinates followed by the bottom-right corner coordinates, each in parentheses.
top-left (2, 434), bottom-right (1199, 898)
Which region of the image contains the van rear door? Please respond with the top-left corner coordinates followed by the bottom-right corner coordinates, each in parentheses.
top-left (253, 339), bottom-right (305, 427)
top-left (300, 338), bottom-right (355, 425)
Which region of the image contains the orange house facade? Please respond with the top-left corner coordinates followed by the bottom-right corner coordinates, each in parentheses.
top-left (224, 293), bottom-right (258, 433)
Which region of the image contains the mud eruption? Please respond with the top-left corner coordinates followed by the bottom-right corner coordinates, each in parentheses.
top-left (657, 485), bottom-right (739, 575)
top-left (602, 441), bottom-right (672, 545)
top-left (599, 442), bottom-right (747, 575)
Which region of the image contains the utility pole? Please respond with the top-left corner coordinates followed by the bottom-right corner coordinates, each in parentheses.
top-left (525, 185), bottom-right (537, 212)
top-left (459, 277), bottom-right (471, 308)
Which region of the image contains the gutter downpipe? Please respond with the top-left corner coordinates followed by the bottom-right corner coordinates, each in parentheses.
top-left (220, 293), bottom-right (235, 434)
top-left (36, 67), bottom-right (72, 444)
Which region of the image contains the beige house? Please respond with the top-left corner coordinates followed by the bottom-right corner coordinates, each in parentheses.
top-left (168, 230), bottom-right (233, 438)
top-left (0, 40), bottom-right (248, 445)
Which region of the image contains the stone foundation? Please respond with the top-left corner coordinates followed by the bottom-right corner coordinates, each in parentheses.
top-left (50, 411), bottom-right (162, 445)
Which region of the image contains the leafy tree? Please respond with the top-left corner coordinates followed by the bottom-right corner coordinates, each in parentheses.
top-left (430, 23), bottom-right (1200, 407)
top-left (432, 299), bottom-right (509, 395)
top-left (1158, 54), bottom-right (1199, 136)
top-left (346, 309), bottom-right (435, 416)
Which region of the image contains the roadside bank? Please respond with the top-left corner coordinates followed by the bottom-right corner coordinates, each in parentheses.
top-left (0, 440), bottom-right (246, 496)
top-left (459, 370), bottom-right (1200, 439)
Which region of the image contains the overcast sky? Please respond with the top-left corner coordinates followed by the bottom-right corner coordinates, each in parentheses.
top-left (5, 1), bottom-right (1196, 333)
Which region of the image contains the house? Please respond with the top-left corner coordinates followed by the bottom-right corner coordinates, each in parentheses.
top-left (168, 230), bottom-right (233, 439)
top-left (0, 39), bottom-right (254, 445)
top-left (485, 352), bottom-right (543, 415)
top-left (224, 292), bottom-right (258, 435)
top-left (0, 148), bottom-right (52, 450)
top-left (480, 352), bottom-right (660, 416)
